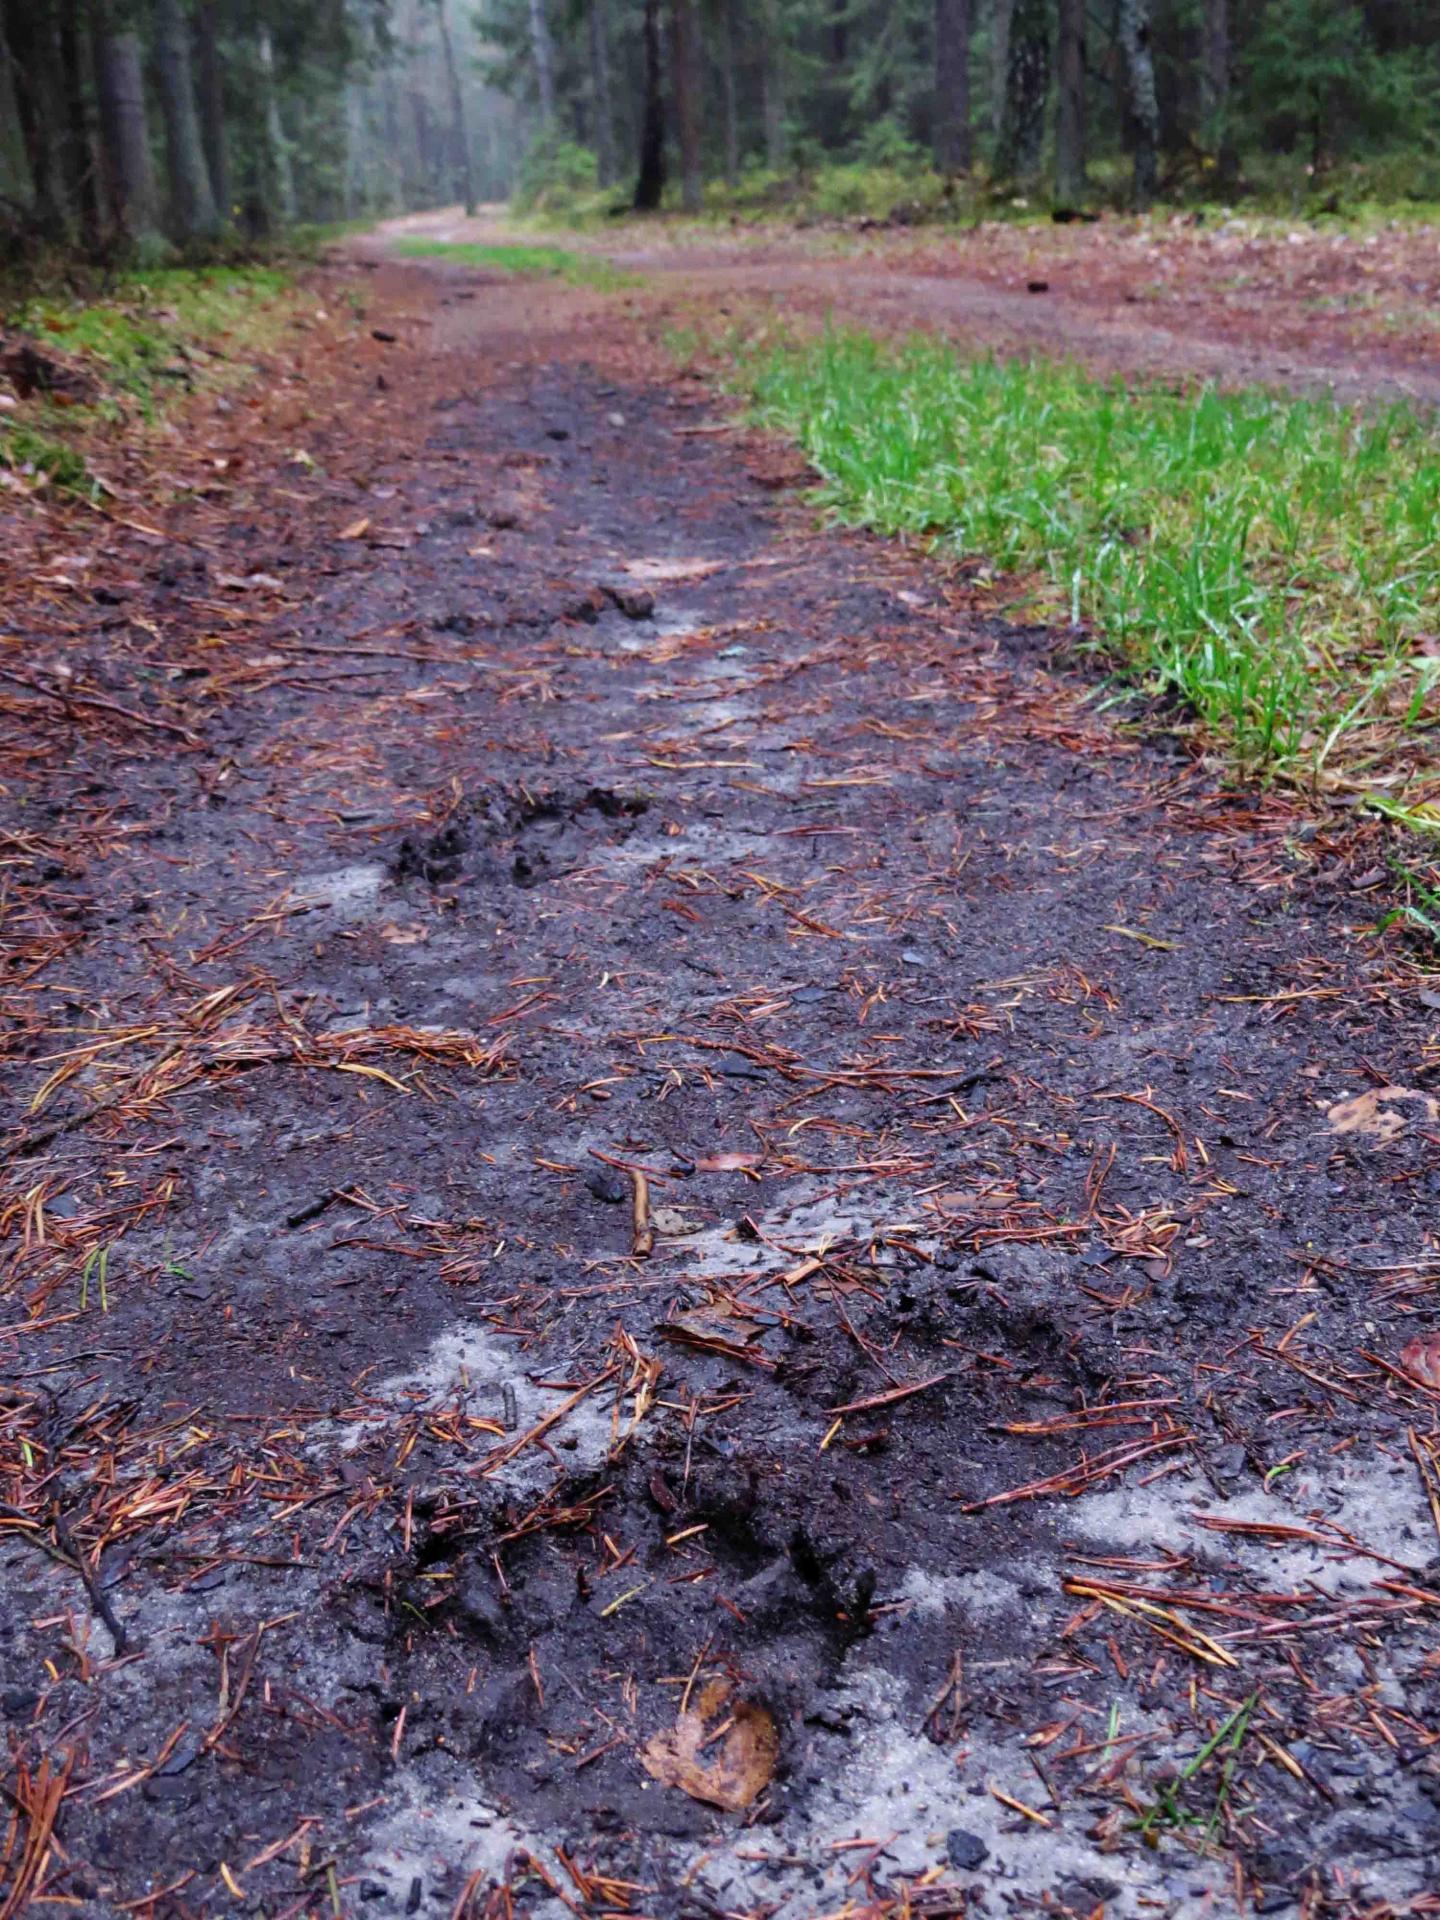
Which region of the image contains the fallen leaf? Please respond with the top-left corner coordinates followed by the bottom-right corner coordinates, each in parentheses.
top-left (1325, 1085), bottom-right (1439, 1146)
top-left (1399, 1334), bottom-right (1440, 1390)
top-left (641, 1679), bottom-right (776, 1812)
top-left (338, 516), bottom-right (370, 540)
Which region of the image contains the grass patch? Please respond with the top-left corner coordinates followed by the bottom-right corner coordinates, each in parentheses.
top-left (0, 418), bottom-right (96, 498)
top-left (9, 264), bottom-right (294, 412)
top-left (728, 326), bottom-right (1440, 786)
top-left (2, 263), bottom-right (299, 497)
top-left (390, 238), bottom-right (634, 290)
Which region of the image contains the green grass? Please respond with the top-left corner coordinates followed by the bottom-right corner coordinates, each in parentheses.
top-left (390, 238), bottom-right (634, 290)
top-left (2, 263), bottom-right (298, 497)
top-left (524, 151), bottom-right (1440, 234)
top-left (11, 264), bottom-right (293, 411)
top-left (728, 326), bottom-right (1440, 785)
top-left (0, 418), bottom-right (96, 498)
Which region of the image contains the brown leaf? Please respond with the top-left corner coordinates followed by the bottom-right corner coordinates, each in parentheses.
top-left (1326, 1085), bottom-right (1440, 1146)
top-left (641, 1680), bottom-right (776, 1812)
top-left (1399, 1334), bottom-right (1440, 1390)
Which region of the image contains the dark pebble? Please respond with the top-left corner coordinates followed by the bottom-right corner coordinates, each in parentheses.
top-left (945, 1828), bottom-right (988, 1871)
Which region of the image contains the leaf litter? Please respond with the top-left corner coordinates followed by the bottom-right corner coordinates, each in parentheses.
top-left (0, 243), bottom-right (1438, 1920)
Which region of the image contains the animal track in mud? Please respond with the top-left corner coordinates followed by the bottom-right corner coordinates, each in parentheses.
top-left (391, 782), bottom-right (653, 891)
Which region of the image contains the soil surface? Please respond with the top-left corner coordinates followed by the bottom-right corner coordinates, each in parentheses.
top-left (3, 244), bottom-right (1440, 1920)
top-left (383, 205), bottom-right (1440, 407)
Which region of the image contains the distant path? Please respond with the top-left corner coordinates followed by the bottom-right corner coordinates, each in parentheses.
top-left (365, 203), bottom-right (1440, 409)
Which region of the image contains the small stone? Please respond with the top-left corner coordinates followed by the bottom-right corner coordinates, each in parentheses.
top-left (604, 582), bottom-right (656, 620)
top-left (945, 1828), bottom-right (988, 1871)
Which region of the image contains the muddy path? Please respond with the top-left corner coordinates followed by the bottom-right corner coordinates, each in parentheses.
top-left (380, 205), bottom-right (1440, 409)
top-left (3, 258), bottom-right (1440, 1920)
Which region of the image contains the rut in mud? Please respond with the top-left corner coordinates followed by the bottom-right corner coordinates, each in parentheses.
top-left (3, 261), bottom-right (1440, 1920)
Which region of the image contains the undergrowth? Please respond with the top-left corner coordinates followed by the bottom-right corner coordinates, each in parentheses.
top-left (1, 264), bottom-right (298, 498)
top-left (389, 238), bottom-right (634, 289)
top-left (728, 326), bottom-right (1440, 790)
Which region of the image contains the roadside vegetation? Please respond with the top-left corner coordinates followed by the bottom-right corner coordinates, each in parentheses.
top-left (389, 237), bottom-right (634, 288)
top-left (1, 264), bottom-right (304, 499)
top-left (724, 326), bottom-right (1440, 801)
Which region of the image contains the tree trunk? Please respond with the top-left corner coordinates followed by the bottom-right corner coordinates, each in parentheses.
top-left (718, 0), bottom-right (738, 186)
top-left (528, 0), bottom-right (556, 124)
top-left (0, 22), bottom-right (33, 211)
top-left (57, 0), bottom-right (102, 247)
top-left (1054, 0), bottom-right (1086, 204)
top-left (93, 22), bottom-right (160, 243)
top-left (1116, 0), bottom-right (1158, 207)
top-left (672, 0), bottom-right (702, 213)
top-left (153, 0), bottom-right (219, 238)
top-left (989, 0), bottom-right (1013, 145)
top-left (1199, 0), bottom-right (1232, 178)
top-left (933, 0), bottom-right (971, 175)
top-left (632, 0), bottom-right (665, 210)
top-left (257, 25), bottom-right (296, 225)
top-left (2, 0), bottom-right (65, 229)
top-left (588, 0), bottom-right (616, 188)
top-left (192, 0), bottom-right (230, 220)
top-left (435, 0), bottom-right (475, 212)
top-left (760, 0), bottom-right (785, 170)
top-left (994, 0), bottom-right (1048, 188)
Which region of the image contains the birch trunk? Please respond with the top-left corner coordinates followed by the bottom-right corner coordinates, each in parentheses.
top-left (1116, 0), bottom-right (1158, 207)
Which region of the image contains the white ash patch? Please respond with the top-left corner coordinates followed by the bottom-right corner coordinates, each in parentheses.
top-left (289, 862), bottom-right (391, 921)
top-left (327, 1324), bottom-right (617, 1494)
top-left (1072, 1440), bottom-right (1433, 1596)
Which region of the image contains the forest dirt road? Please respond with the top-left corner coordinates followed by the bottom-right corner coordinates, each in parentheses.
top-left (3, 242), bottom-right (1440, 1920)
top-left (381, 203), bottom-right (1440, 407)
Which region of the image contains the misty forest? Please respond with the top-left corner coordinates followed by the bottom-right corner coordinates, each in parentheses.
top-left (4, 3), bottom-right (1440, 1919)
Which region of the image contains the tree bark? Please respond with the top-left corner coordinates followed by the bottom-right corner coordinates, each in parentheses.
top-left (93, 21), bottom-right (160, 243)
top-left (153, 0), bottom-right (220, 238)
top-left (588, 0), bottom-right (617, 188)
top-left (994, 0), bottom-right (1048, 188)
top-left (933, 0), bottom-right (971, 175)
top-left (1116, 0), bottom-right (1158, 207)
top-left (2, 0), bottom-right (64, 229)
top-left (671, 0), bottom-right (702, 213)
top-left (435, 0), bottom-right (475, 212)
top-left (192, 0), bottom-right (230, 221)
top-left (256, 25), bottom-right (296, 225)
top-left (989, 0), bottom-right (1013, 145)
top-left (760, 0), bottom-right (785, 171)
top-left (57, 0), bottom-right (102, 247)
top-left (717, 0), bottom-right (738, 186)
top-left (1054, 0), bottom-right (1086, 204)
top-left (1199, 0), bottom-right (1232, 178)
top-left (527, 0), bottom-right (556, 125)
top-left (632, 0), bottom-right (665, 209)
